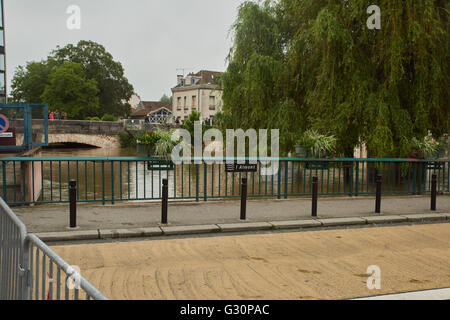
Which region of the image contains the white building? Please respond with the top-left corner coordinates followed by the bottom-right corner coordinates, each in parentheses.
top-left (171, 70), bottom-right (223, 124)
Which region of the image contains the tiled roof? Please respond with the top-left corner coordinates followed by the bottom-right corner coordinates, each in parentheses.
top-left (173, 70), bottom-right (223, 90)
top-left (193, 70), bottom-right (222, 85)
top-left (131, 101), bottom-right (172, 117)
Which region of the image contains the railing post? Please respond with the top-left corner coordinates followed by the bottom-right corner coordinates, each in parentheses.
top-left (2, 161), bottom-right (7, 200)
top-left (101, 161), bottom-right (105, 205)
top-left (111, 161), bottom-right (115, 205)
top-left (355, 161), bottom-right (359, 197)
top-left (240, 177), bottom-right (248, 220)
top-left (431, 174), bottom-right (437, 211)
top-left (20, 238), bottom-right (30, 301)
top-left (375, 175), bottom-right (382, 214)
top-left (161, 179), bottom-right (168, 224)
top-left (412, 163), bottom-right (417, 195)
top-left (312, 176), bottom-right (318, 217)
top-left (277, 162), bottom-right (282, 200)
top-left (284, 160), bottom-right (289, 199)
top-left (349, 161), bottom-right (354, 197)
top-left (69, 180), bottom-right (77, 228)
top-left (204, 163), bottom-right (208, 202)
top-left (195, 164), bottom-right (199, 202)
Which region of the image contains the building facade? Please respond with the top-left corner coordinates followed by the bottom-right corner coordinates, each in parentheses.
top-left (130, 101), bottom-right (173, 124)
top-left (0, 0), bottom-right (6, 102)
top-left (171, 70), bottom-right (223, 124)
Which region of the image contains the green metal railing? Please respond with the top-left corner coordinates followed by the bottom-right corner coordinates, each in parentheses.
top-left (1, 157), bottom-right (448, 206)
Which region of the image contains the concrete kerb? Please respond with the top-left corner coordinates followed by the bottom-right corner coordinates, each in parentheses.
top-left (35, 213), bottom-right (450, 243)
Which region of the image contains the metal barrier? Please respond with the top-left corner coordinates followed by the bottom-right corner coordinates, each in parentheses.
top-left (0, 197), bottom-right (108, 300)
top-left (0, 157), bottom-right (449, 206)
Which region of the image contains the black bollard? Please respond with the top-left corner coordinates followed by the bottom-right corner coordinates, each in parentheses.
top-left (161, 179), bottom-right (168, 224)
top-left (431, 174), bottom-right (437, 211)
top-left (69, 180), bottom-right (77, 228)
top-left (240, 178), bottom-right (248, 220)
top-left (375, 175), bottom-right (382, 214)
top-left (312, 176), bottom-right (318, 217)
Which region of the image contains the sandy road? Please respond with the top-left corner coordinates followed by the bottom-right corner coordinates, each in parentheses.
top-left (52, 224), bottom-right (450, 300)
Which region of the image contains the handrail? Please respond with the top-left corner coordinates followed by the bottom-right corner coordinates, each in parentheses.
top-left (2, 156), bottom-right (447, 163)
top-left (26, 234), bottom-right (108, 301)
top-left (0, 196), bottom-right (108, 300)
top-left (0, 197), bottom-right (27, 243)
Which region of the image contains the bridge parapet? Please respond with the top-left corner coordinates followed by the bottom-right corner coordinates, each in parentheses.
top-left (10, 120), bottom-right (125, 135)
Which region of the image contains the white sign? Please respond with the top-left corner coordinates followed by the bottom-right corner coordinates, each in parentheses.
top-left (0, 132), bottom-right (13, 138)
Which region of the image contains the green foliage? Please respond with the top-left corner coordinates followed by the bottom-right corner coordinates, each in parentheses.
top-left (40, 62), bottom-right (100, 120)
top-left (101, 114), bottom-right (118, 122)
top-left (11, 61), bottom-right (53, 103)
top-left (85, 116), bottom-right (101, 121)
top-left (118, 132), bottom-right (137, 149)
top-left (160, 94), bottom-right (172, 103)
top-left (137, 129), bottom-right (178, 158)
top-left (11, 40), bottom-right (134, 119)
top-left (296, 130), bottom-right (337, 158)
top-left (410, 136), bottom-right (442, 159)
top-left (182, 110), bottom-right (212, 145)
top-left (223, 0), bottom-right (449, 157)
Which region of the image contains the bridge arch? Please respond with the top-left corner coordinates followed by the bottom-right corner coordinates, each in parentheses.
top-left (47, 133), bottom-right (121, 149)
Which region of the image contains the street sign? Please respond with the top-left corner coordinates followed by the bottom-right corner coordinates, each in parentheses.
top-left (225, 161), bottom-right (258, 173)
top-left (0, 114), bottom-right (9, 134)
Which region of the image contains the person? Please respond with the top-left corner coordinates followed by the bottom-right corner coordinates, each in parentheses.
top-left (61, 111), bottom-right (66, 120)
top-left (54, 110), bottom-right (60, 120)
top-left (145, 115), bottom-right (150, 124)
top-left (49, 112), bottom-right (54, 120)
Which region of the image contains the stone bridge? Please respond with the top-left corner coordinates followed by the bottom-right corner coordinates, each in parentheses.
top-left (10, 120), bottom-right (125, 148)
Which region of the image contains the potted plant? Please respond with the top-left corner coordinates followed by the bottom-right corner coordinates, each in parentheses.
top-left (295, 135), bottom-right (314, 158)
top-left (410, 136), bottom-right (442, 160)
top-left (136, 129), bottom-right (178, 159)
top-left (137, 130), bottom-right (159, 157)
top-left (295, 130), bottom-right (337, 158)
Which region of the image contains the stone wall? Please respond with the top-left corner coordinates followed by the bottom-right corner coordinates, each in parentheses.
top-left (10, 120), bottom-right (125, 135)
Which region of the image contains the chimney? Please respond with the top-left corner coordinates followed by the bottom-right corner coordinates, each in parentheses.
top-left (186, 75), bottom-right (192, 86)
top-left (177, 75), bottom-right (183, 86)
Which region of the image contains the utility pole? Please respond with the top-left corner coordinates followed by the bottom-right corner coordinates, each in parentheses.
top-left (0, 0), bottom-right (6, 103)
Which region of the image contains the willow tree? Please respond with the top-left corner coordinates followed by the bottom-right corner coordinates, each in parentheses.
top-left (222, 0), bottom-right (449, 157)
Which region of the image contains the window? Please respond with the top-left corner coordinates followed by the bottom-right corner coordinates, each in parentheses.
top-left (0, 54), bottom-right (4, 72)
top-left (0, 76), bottom-right (4, 92)
top-left (192, 96), bottom-right (197, 109)
top-left (184, 97), bottom-right (188, 110)
top-left (209, 96), bottom-right (216, 110)
top-left (177, 97), bottom-right (182, 110)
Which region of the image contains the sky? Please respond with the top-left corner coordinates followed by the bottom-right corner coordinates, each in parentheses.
top-left (4, 0), bottom-right (245, 101)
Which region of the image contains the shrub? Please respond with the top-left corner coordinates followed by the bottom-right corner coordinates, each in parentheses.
top-left (86, 116), bottom-right (101, 121)
top-left (410, 136), bottom-right (442, 159)
top-left (296, 130), bottom-right (337, 157)
top-left (118, 132), bottom-right (137, 149)
top-left (137, 129), bottom-right (179, 158)
top-left (101, 114), bottom-right (118, 122)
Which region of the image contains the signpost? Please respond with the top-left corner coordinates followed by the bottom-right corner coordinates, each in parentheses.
top-left (0, 113), bottom-right (9, 133)
top-left (225, 161), bottom-right (258, 173)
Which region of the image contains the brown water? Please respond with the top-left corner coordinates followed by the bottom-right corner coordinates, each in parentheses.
top-left (24, 146), bottom-right (440, 204)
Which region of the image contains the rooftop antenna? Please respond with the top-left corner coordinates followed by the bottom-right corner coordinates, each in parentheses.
top-left (176, 68), bottom-right (191, 77)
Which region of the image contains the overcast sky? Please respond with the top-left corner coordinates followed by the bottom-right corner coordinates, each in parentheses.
top-left (4, 0), bottom-right (245, 101)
